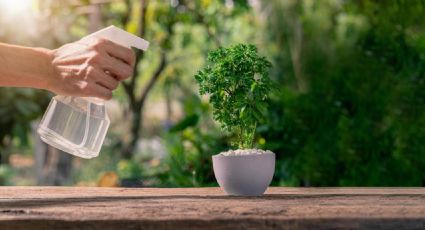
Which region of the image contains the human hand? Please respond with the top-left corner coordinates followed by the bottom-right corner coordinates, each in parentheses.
top-left (45, 38), bottom-right (136, 100)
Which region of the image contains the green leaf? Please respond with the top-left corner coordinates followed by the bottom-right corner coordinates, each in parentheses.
top-left (169, 114), bottom-right (200, 133)
top-left (239, 105), bottom-right (246, 118)
top-left (12, 123), bottom-right (29, 146)
top-left (15, 100), bottom-right (32, 116)
top-left (250, 82), bottom-right (257, 92)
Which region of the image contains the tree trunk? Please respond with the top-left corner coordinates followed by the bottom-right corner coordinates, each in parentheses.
top-left (123, 104), bottom-right (142, 159)
top-left (289, 16), bottom-right (306, 92)
top-left (32, 121), bottom-right (73, 186)
top-left (122, 50), bottom-right (167, 159)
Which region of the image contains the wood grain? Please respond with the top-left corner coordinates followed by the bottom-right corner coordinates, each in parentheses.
top-left (1, 187), bottom-right (425, 229)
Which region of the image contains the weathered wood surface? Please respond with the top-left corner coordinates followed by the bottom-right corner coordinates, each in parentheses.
top-left (1, 187), bottom-right (425, 229)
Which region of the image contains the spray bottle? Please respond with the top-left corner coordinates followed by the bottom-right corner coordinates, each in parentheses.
top-left (37, 26), bottom-right (149, 159)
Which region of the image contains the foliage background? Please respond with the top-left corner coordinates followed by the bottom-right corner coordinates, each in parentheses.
top-left (0, 0), bottom-right (424, 187)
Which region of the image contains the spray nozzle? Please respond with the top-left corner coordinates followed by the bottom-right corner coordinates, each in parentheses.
top-left (83, 25), bottom-right (149, 51)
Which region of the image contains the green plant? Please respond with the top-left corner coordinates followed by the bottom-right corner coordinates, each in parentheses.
top-left (0, 165), bottom-right (13, 185)
top-left (157, 93), bottom-right (229, 187)
top-left (195, 44), bottom-right (272, 149)
top-left (116, 160), bottom-right (143, 180)
top-left (261, 0), bottom-right (425, 186)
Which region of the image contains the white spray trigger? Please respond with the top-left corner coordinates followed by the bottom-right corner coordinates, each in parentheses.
top-left (83, 25), bottom-right (149, 50)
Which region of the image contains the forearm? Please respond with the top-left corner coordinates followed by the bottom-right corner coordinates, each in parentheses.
top-left (0, 43), bottom-right (52, 90)
top-left (0, 38), bottom-right (135, 100)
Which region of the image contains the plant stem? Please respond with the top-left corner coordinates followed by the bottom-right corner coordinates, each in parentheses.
top-left (238, 122), bottom-right (257, 149)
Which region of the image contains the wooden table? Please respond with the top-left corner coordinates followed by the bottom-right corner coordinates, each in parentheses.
top-left (1, 187), bottom-right (425, 229)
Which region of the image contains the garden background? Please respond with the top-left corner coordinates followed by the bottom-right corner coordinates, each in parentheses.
top-left (1, 0), bottom-right (425, 187)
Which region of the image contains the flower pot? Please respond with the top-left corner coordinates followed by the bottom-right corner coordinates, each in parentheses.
top-left (212, 150), bottom-right (275, 196)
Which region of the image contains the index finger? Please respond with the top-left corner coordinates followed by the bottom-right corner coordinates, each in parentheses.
top-left (102, 39), bottom-right (136, 66)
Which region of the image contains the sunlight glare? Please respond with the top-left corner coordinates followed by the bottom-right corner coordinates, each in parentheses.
top-left (0, 0), bottom-right (33, 15)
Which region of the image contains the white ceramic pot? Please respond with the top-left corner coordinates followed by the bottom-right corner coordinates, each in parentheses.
top-left (212, 150), bottom-right (275, 196)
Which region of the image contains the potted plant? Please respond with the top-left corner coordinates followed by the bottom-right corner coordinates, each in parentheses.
top-left (195, 44), bottom-right (275, 196)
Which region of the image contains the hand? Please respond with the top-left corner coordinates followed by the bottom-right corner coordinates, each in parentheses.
top-left (46, 38), bottom-right (136, 100)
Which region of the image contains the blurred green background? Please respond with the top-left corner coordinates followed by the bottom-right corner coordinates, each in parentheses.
top-left (0, 0), bottom-right (424, 187)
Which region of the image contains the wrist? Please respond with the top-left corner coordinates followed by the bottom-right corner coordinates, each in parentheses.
top-left (37, 47), bottom-right (56, 91)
